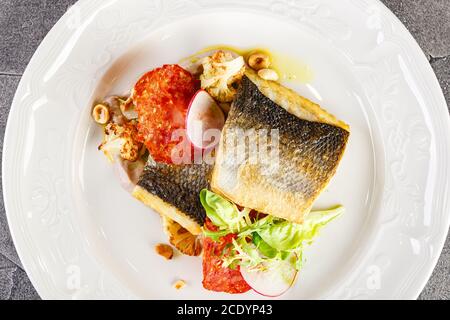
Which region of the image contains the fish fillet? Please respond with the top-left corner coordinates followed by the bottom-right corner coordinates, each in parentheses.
top-left (245, 69), bottom-right (349, 131)
top-left (132, 158), bottom-right (212, 235)
top-left (211, 74), bottom-right (349, 223)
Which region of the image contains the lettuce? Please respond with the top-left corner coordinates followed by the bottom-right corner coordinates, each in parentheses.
top-left (200, 189), bottom-right (344, 272)
top-left (252, 232), bottom-right (278, 259)
top-left (256, 206), bottom-right (344, 251)
top-left (256, 222), bottom-right (303, 251)
top-left (202, 229), bottom-right (232, 241)
top-left (295, 206), bottom-right (344, 245)
top-left (200, 189), bottom-right (235, 229)
top-left (200, 189), bottom-right (251, 232)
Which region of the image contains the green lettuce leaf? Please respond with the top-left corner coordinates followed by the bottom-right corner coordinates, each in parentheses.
top-left (296, 206), bottom-right (344, 245)
top-left (200, 189), bottom-right (251, 232)
top-left (256, 222), bottom-right (303, 251)
top-left (202, 229), bottom-right (232, 242)
top-left (200, 190), bottom-right (344, 273)
top-left (256, 206), bottom-right (344, 251)
top-left (252, 232), bottom-right (278, 258)
top-left (200, 189), bottom-right (237, 229)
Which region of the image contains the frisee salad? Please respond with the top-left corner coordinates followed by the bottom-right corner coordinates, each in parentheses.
top-left (200, 190), bottom-right (343, 287)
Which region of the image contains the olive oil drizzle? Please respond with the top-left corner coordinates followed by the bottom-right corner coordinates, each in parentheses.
top-left (181, 44), bottom-right (314, 84)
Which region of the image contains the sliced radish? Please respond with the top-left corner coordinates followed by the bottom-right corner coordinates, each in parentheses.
top-left (241, 256), bottom-right (298, 298)
top-left (186, 90), bottom-right (225, 150)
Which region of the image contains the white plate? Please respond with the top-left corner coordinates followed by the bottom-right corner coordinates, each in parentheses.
top-left (3, 0), bottom-right (450, 300)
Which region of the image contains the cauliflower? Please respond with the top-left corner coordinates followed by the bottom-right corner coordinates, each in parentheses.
top-left (99, 122), bottom-right (141, 162)
top-left (200, 51), bottom-right (246, 103)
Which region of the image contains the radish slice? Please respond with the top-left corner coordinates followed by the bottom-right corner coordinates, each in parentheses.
top-left (186, 90), bottom-right (225, 149)
top-left (241, 257), bottom-right (298, 298)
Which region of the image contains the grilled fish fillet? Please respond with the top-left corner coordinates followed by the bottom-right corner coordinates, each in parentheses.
top-left (211, 73), bottom-right (350, 223)
top-left (132, 158), bottom-right (212, 235)
top-left (245, 69), bottom-right (349, 131)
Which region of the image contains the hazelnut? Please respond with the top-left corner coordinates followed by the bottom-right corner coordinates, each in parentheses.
top-left (173, 280), bottom-right (186, 290)
top-left (248, 53), bottom-right (271, 70)
top-left (92, 104), bottom-right (110, 125)
top-left (258, 68), bottom-right (279, 81)
top-left (155, 243), bottom-right (174, 260)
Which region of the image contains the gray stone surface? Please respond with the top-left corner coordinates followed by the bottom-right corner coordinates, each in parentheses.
top-left (0, 253), bottom-right (39, 300)
top-left (0, 0), bottom-right (449, 300)
top-left (419, 235), bottom-right (450, 300)
top-left (381, 0), bottom-right (450, 59)
top-left (0, 253), bottom-right (16, 299)
top-left (430, 56), bottom-right (450, 107)
top-left (0, 75), bottom-right (22, 268)
top-left (419, 55), bottom-right (450, 300)
top-left (0, 0), bottom-right (78, 75)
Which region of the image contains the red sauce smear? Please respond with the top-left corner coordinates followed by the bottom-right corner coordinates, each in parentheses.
top-left (202, 219), bottom-right (251, 294)
top-left (132, 64), bottom-right (198, 163)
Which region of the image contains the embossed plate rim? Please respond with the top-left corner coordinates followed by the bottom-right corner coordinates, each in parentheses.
top-left (3, 0), bottom-right (450, 299)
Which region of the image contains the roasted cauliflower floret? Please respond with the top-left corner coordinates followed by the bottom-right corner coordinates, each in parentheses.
top-left (99, 122), bottom-right (141, 162)
top-left (200, 51), bottom-right (246, 103)
top-left (162, 216), bottom-right (202, 256)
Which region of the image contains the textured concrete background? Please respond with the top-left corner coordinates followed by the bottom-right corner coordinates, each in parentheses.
top-left (0, 0), bottom-right (449, 300)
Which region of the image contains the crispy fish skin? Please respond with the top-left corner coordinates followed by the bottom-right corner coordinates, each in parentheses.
top-left (211, 76), bottom-right (349, 223)
top-left (133, 158), bottom-right (212, 235)
top-left (245, 69), bottom-right (349, 131)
